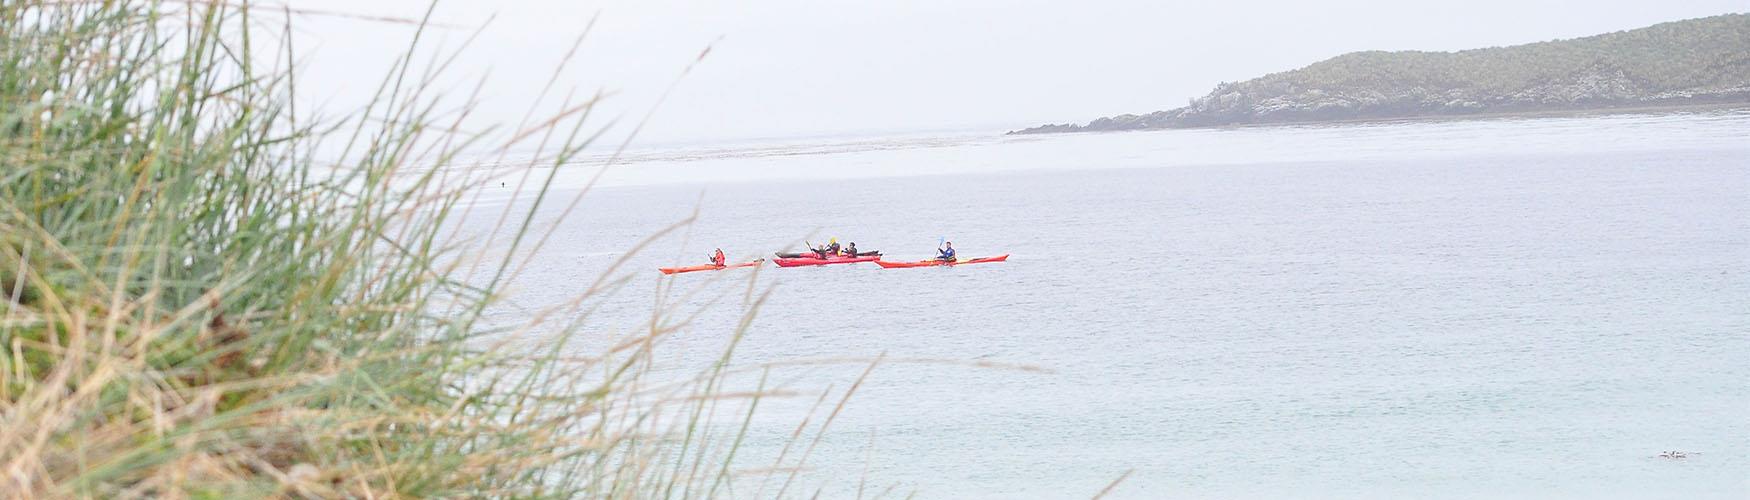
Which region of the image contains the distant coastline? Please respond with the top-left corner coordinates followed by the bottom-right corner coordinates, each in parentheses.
top-left (1012, 14), bottom-right (1750, 134)
top-left (1015, 102), bottom-right (1750, 135)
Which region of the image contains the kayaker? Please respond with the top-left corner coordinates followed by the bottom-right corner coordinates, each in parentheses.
top-left (843, 242), bottom-right (858, 257)
top-left (937, 241), bottom-right (956, 261)
top-left (710, 248), bottom-right (726, 266)
top-left (824, 238), bottom-right (841, 257)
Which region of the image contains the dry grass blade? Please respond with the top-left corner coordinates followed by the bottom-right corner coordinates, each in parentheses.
top-left (1092, 469), bottom-right (1135, 499)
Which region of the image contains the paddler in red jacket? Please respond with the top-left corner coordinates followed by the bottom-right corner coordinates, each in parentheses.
top-left (710, 248), bottom-right (726, 266)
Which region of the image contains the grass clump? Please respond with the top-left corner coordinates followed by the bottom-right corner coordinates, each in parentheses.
top-left (0, 1), bottom-right (786, 497)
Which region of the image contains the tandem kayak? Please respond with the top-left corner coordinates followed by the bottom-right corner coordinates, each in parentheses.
top-left (874, 254), bottom-right (1008, 269)
top-left (659, 259), bottom-right (764, 275)
top-left (774, 250), bottom-right (881, 259)
top-left (771, 255), bottom-right (881, 267)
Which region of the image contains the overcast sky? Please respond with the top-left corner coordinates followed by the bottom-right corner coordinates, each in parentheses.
top-left (282, 0), bottom-right (1746, 146)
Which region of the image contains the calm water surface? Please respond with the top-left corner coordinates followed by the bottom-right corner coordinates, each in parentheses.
top-left (460, 110), bottom-right (1749, 499)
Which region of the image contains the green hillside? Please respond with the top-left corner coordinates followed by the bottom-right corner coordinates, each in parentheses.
top-left (1015, 14), bottom-right (1750, 133)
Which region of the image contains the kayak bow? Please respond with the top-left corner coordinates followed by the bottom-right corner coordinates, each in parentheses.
top-left (874, 254), bottom-right (1008, 269)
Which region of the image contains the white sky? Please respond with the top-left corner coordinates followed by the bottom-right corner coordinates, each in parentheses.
top-left (281, 0), bottom-right (1747, 146)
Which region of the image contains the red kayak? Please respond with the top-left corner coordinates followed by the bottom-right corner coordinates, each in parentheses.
top-left (659, 259), bottom-right (763, 275)
top-left (874, 254), bottom-right (1008, 269)
top-left (771, 255), bottom-right (881, 267)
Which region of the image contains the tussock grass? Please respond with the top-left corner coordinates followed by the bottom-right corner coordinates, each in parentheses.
top-left (0, 1), bottom-right (837, 497)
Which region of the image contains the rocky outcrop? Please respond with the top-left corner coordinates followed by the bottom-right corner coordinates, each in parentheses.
top-left (1012, 14), bottom-right (1750, 134)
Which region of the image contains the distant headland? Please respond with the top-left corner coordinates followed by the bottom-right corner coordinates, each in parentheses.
top-left (1011, 14), bottom-right (1750, 134)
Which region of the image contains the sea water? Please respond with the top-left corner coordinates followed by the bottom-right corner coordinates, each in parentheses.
top-left (457, 109), bottom-right (1749, 499)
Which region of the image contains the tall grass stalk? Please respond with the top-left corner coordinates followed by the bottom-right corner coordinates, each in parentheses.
top-left (0, 1), bottom-right (852, 497)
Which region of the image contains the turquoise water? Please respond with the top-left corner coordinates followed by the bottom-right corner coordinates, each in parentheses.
top-left (467, 110), bottom-right (1749, 498)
